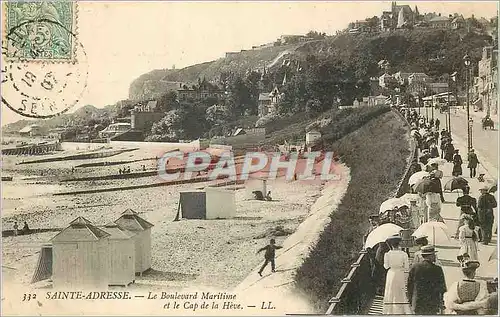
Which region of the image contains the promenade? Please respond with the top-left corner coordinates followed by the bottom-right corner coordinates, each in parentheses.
top-left (434, 144), bottom-right (497, 288)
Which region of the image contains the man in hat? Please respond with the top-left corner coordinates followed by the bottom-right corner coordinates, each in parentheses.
top-left (477, 185), bottom-right (497, 245)
top-left (407, 245), bottom-right (447, 314)
top-left (454, 185), bottom-right (478, 238)
top-left (412, 235), bottom-right (442, 266)
top-left (443, 260), bottom-right (489, 314)
top-left (467, 149), bottom-right (479, 178)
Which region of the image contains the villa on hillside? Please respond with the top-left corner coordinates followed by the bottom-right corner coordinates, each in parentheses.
top-left (258, 87), bottom-right (282, 117)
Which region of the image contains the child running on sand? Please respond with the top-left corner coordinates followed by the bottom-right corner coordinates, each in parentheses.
top-left (257, 238), bottom-right (282, 277)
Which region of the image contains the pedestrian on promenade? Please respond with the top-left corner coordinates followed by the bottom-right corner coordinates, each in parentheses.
top-left (407, 245), bottom-right (447, 315)
top-left (419, 149), bottom-right (431, 165)
top-left (382, 234), bottom-right (412, 314)
top-left (454, 185), bottom-right (478, 237)
top-left (435, 118), bottom-right (440, 130)
top-left (257, 238), bottom-right (282, 276)
top-left (409, 199), bottom-right (420, 228)
top-left (452, 149), bottom-right (463, 176)
top-left (429, 142), bottom-right (439, 158)
top-left (445, 142), bottom-right (455, 162)
top-left (426, 170), bottom-right (445, 222)
top-left (374, 241), bottom-right (391, 295)
top-left (458, 216), bottom-right (479, 261)
top-left (467, 149), bottom-right (479, 178)
top-left (477, 186), bottom-right (497, 245)
top-left (13, 222), bottom-right (18, 236)
top-left (413, 235), bottom-right (443, 267)
top-left (443, 260), bottom-right (488, 314)
top-left (426, 162), bottom-right (443, 179)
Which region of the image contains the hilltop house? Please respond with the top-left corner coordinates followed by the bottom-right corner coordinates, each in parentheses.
top-left (428, 15), bottom-right (451, 29)
top-left (380, 2), bottom-right (419, 31)
top-left (451, 15), bottom-right (466, 29)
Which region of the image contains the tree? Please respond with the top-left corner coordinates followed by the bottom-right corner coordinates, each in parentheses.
top-left (147, 109), bottom-right (184, 141)
top-left (157, 91), bottom-right (178, 112)
top-left (206, 104), bottom-right (231, 125)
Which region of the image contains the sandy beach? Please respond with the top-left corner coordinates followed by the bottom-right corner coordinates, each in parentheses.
top-left (2, 142), bottom-right (329, 293)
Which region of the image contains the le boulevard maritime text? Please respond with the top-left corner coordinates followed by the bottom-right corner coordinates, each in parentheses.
top-left (29, 291), bottom-right (276, 311)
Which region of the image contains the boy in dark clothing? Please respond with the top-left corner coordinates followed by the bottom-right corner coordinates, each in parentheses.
top-left (257, 238), bottom-right (282, 276)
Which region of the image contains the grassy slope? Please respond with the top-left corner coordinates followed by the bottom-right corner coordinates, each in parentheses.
top-left (217, 106), bottom-right (391, 152)
top-left (295, 110), bottom-right (410, 312)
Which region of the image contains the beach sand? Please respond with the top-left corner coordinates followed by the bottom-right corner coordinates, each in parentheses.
top-left (2, 145), bottom-right (325, 291)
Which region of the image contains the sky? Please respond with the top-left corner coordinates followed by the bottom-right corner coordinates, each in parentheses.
top-left (1, 1), bottom-right (498, 126)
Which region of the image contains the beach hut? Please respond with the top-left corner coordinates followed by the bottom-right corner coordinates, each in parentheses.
top-left (178, 189), bottom-right (236, 220)
top-left (114, 209), bottom-right (154, 274)
top-left (101, 223), bottom-right (135, 286)
top-left (50, 217), bottom-right (110, 289)
top-left (205, 187), bottom-right (236, 219)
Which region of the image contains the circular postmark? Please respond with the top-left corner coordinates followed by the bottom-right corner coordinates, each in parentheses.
top-left (1, 19), bottom-right (88, 119)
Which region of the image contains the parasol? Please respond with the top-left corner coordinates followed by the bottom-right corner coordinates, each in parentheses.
top-left (412, 221), bottom-right (450, 246)
top-left (414, 178), bottom-right (434, 195)
top-left (444, 177), bottom-right (469, 192)
top-left (409, 171), bottom-right (429, 187)
top-left (364, 223), bottom-right (404, 249)
top-left (427, 158), bottom-right (447, 166)
top-left (379, 198), bottom-right (410, 214)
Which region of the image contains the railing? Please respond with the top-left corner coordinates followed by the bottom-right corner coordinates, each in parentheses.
top-left (325, 108), bottom-right (416, 315)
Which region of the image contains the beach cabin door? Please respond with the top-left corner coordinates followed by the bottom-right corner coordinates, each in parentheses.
top-left (54, 243), bottom-right (78, 287)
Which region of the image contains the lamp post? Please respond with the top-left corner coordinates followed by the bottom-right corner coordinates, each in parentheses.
top-left (463, 54), bottom-right (472, 152)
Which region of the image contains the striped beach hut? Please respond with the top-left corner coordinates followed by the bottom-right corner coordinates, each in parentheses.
top-left (101, 223), bottom-right (135, 286)
top-left (50, 217), bottom-right (110, 289)
top-left (114, 209), bottom-right (154, 274)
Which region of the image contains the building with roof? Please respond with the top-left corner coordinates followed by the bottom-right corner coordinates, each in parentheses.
top-left (451, 15), bottom-right (466, 29)
top-left (429, 15), bottom-right (451, 29)
top-left (378, 73), bottom-right (397, 89)
top-left (50, 217), bottom-right (110, 289)
top-left (380, 2), bottom-right (419, 31)
top-left (476, 46), bottom-right (498, 115)
top-left (101, 223), bottom-right (135, 286)
top-left (114, 209), bottom-right (154, 274)
top-left (428, 82), bottom-right (449, 94)
top-left (130, 100), bottom-right (164, 133)
top-left (258, 87), bottom-right (282, 117)
top-left (19, 124), bottom-right (44, 137)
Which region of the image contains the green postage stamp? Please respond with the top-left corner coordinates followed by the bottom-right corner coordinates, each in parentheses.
top-left (4, 1), bottom-right (77, 62)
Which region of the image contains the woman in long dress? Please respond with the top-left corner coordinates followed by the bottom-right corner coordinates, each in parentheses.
top-left (383, 234), bottom-right (412, 314)
top-left (453, 149), bottom-right (463, 177)
top-left (458, 217), bottom-right (479, 261)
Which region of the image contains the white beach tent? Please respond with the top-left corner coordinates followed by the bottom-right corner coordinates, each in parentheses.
top-left (101, 223), bottom-right (136, 286)
top-left (114, 209), bottom-right (154, 274)
top-left (205, 187), bottom-right (236, 219)
top-left (50, 217), bottom-right (110, 289)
